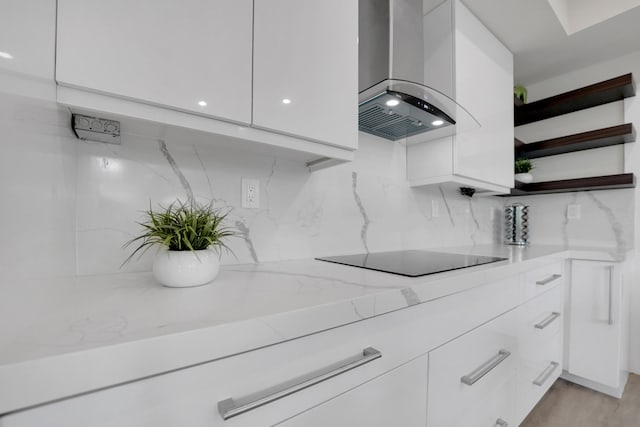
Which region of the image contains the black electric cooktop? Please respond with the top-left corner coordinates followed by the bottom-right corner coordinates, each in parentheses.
top-left (316, 250), bottom-right (507, 278)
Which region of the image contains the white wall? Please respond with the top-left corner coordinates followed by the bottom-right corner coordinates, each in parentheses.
top-left (514, 49), bottom-right (640, 373)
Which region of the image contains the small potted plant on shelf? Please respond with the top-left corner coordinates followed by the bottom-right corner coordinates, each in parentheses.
top-left (514, 157), bottom-right (534, 183)
top-left (514, 85), bottom-right (527, 106)
top-left (124, 199), bottom-right (237, 288)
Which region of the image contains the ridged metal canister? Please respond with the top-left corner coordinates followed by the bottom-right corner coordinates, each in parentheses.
top-left (505, 203), bottom-right (529, 245)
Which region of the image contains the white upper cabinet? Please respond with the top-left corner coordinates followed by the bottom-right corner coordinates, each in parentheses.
top-left (54, 1), bottom-right (357, 167)
top-left (0, 0), bottom-right (55, 81)
top-left (408, 0), bottom-right (514, 193)
top-left (56, 0), bottom-right (253, 125)
top-left (452, 0), bottom-right (514, 191)
top-left (252, 0), bottom-right (358, 150)
top-left (0, 0), bottom-right (57, 99)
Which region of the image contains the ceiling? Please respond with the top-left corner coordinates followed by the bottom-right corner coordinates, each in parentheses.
top-left (460, 0), bottom-right (640, 85)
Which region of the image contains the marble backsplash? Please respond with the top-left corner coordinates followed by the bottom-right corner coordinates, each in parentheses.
top-left (76, 130), bottom-right (505, 275)
top-left (508, 190), bottom-right (634, 256)
top-left (74, 125), bottom-right (636, 275)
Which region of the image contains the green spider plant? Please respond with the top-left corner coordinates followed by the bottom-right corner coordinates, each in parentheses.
top-left (123, 200), bottom-right (236, 266)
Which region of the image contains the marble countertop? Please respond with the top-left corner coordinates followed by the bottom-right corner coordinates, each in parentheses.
top-left (0, 244), bottom-right (626, 414)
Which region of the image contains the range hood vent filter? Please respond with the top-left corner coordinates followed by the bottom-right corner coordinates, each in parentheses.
top-left (358, 89), bottom-right (455, 141)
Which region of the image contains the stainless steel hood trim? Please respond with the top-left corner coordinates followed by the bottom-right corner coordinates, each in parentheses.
top-left (359, 0), bottom-right (479, 141)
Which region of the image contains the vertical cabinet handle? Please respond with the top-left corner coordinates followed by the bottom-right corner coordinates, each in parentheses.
top-left (536, 274), bottom-right (562, 286)
top-left (533, 361), bottom-right (559, 386)
top-left (607, 265), bottom-right (614, 325)
top-left (217, 347), bottom-right (382, 420)
top-left (534, 312), bottom-right (561, 329)
top-left (495, 418), bottom-right (509, 427)
top-left (460, 350), bottom-right (511, 386)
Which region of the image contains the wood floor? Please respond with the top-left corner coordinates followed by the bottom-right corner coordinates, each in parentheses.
top-left (521, 374), bottom-right (640, 427)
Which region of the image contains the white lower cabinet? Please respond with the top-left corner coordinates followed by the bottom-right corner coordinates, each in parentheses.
top-left (426, 272), bottom-right (565, 427)
top-left (0, 274), bottom-right (520, 427)
top-left (516, 285), bottom-right (564, 424)
top-left (277, 356), bottom-right (428, 427)
top-left (565, 260), bottom-right (628, 397)
top-left (428, 308), bottom-right (519, 427)
top-left (0, 325), bottom-right (399, 427)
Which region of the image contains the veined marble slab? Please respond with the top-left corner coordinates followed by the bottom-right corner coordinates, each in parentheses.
top-left (0, 244), bottom-right (627, 414)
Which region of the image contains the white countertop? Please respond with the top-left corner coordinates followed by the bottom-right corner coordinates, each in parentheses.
top-left (0, 244), bottom-right (626, 414)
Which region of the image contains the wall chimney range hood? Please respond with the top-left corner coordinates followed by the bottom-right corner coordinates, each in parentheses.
top-left (358, 0), bottom-right (478, 141)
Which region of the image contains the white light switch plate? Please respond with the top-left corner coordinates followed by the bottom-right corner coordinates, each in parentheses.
top-left (567, 204), bottom-right (581, 220)
top-left (242, 178), bottom-right (260, 209)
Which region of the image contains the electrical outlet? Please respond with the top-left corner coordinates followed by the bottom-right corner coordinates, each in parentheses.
top-left (431, 200), bottom-right (440, 218)
top-left (242, 178), bottom-right (260, 209)
top-left (567, 204), bottom-right (581, 220)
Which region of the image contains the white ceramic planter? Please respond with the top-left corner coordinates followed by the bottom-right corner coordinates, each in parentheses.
top-left (152, 248), bottom-right (220, 288)
top-left (514, 173), bottom-right (533, 183)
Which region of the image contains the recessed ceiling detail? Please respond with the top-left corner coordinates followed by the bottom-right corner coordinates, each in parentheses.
top-left (548, 0), bottom-right (640, 35)
top-left (461, 0), bottom-right (640, 84)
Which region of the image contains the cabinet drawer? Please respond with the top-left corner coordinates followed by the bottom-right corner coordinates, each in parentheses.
top-left (519, 284), bottom-right (564, 348)
top-left (516, 284), bottom-right (564, 423)
top-left (442, 374), bottom-right (517, 427)
top-left (278, 356), bottom-right (428, 427)
top-left (2, 325), bottom-right (395, 426)
top-left (427, 309), bottom-right (519, 427)
top-left (517, 330), bottom-right (562, 421)
top-left (524, 262), bottom-right (564, 301)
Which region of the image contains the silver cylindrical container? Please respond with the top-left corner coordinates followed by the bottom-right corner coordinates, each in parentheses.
top-left (505, 204), bottom-right (529, 245)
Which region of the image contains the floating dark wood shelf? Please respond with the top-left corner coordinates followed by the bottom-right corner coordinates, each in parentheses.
top-left (516, 124), bottom-right (636, 159)
top-left (505, 173), bottom-right (635, 196)
top-left (515, 74), bottom-right (635, 126)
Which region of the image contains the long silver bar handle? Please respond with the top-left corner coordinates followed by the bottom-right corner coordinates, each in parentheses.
top-left (495, 419), bottom-right (509, 427)
top-left (217, 347), bottom-right (382, 420)
top-left (533, 361), bottom-right (559, 386)
top-left (535, 312), bottom-right (561, 329)
top-left (536, 274), bottom-right (562, 286)
top-left (460, 349), bottom-right (511, 386)
top-left (608, 265), bottom-right (614, 325)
